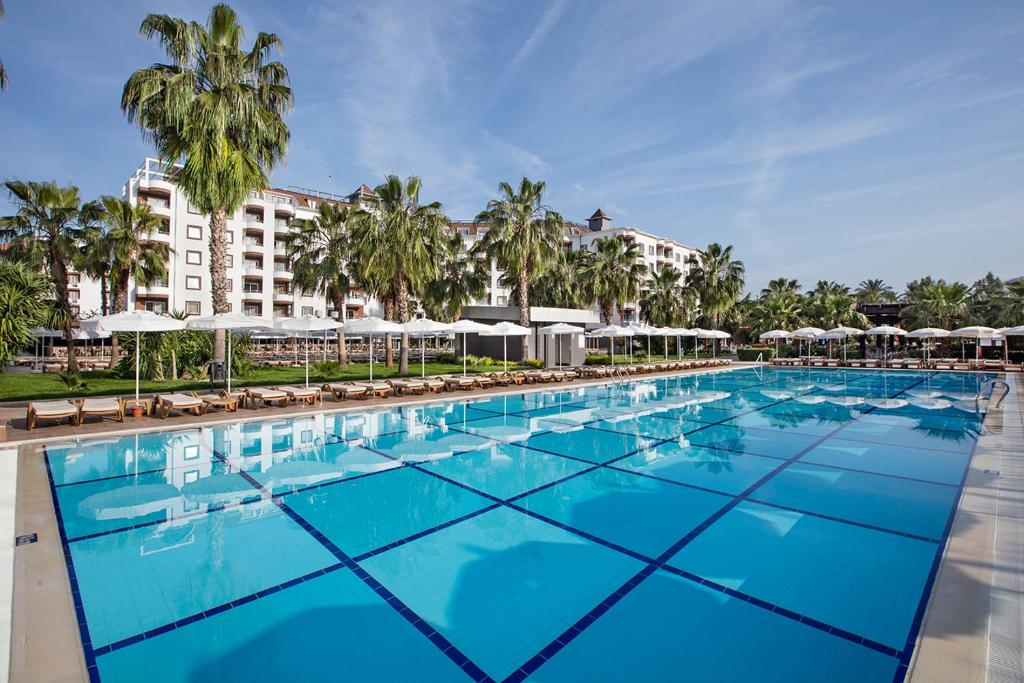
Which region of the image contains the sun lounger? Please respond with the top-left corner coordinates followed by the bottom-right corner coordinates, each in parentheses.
top-left (245, 387), bottom-right (291, 409)
top-left (156, 393), bottom-right (207, 419)
top-left (524, 370), bottom-right (554, 383)
top-left (190, 391), bottom-right (239, 412)
top-left (353, 382), bottom-right (394, 398)
top-left (26, 400), bottom-right (80, 430)
top-left (486, 372), bottom-right (514, 386)
top-left (321, 383), bottom-right (370, 401)
top-left (274, 386), bottom-right (322, 405)
top-left (79, 397), bottom-right (124, 424)
top-left (387, 379), bottom-right (426, 396)
top-left (442, 375), bottom-right (475, 391)
top-left (471, 375), bottom-right (495, 389)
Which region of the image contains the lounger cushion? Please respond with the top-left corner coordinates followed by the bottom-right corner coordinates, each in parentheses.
top-left (33, 400), bottom-right (78, 417)
top-left (81, 397), bottom-right (121, 412)
top-left (248, 388), bottom-right (288, 399)
top-left (160, 393), bottom-right (203, 406)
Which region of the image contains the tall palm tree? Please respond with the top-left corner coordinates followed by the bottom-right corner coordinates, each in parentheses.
top-left (99, 197), bottom-right (171, 367)
top-left (901, 279), bottom-right (971, 329)
top-left (348, 176), bottom-right (448, 374)
top-left (286, 202), bottom-right (353, 366)
top-left (422, 231), bottom-right (486, 321)
top-left (805, 282), bottom-right (867, 329)
top-left (995, 280), bottom-right (1024, 327)
top-left (969, 272), bottom-right (1006, 327)
top-left (122, 3), bottom-right (292, 363)
top-left (579, 236), bottom-right (648, 324)
top-left (855, 278), bottom-right (897, 304)
top-left (760, 277), bottom-right (800, 300)
top-left (510, 248), bottom-right (591, 310)
top-left (0, 1), bottom-right (7, 91)
top-left (687, 243), bottom-right (745, 330)
top-left (749, 292), bottom-right (805, 335)
top-left (75, 227), bottom-right (113, 317)
top-left (640, 265), bottom-right (689, 327)
top-left (475, 178), bottom-right (564, 357)
top-left (0, 260), bottom-right (58, 368)
top-left (0, 181), bottom-right (98, 370)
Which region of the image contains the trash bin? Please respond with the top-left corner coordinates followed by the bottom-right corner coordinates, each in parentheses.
top-left (209, 361), bottom-right (226, 384)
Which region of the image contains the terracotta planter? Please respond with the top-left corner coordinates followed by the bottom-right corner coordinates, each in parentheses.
top-left (131, 406), bottom-right (144, 418)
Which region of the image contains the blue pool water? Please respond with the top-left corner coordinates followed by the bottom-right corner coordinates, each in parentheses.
top-left (42, 367), bottom-right (996, 682)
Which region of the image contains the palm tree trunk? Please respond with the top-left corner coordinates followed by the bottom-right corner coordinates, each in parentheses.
top-left (331, 293), bottom-right (348, 367)
top-left (601, 300), bottom-right (613, 325)
top-left (383, 299), bottom-right (394, 367)
top-left (209, 206), bottom-right (230, 363)
top-left (518, 266), bottom-right (530, 359)
top-left (397, 279), bottom-right (410, 375)
top-left (108, 281), bottom-right (128, 369)
top-left (100, 272), bottom-right (109, 316)
top-left (171, 348), bottom-right (178, 381)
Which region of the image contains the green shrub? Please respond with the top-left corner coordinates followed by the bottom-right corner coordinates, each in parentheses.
top-left (312, 360), bottom-right (341, 380)
top-left (524, 358), bottom-right (544, 368)
top-left (737, 347), bottom-right (776, 361)
top-left (436, 352), bottom-right (456, 363)
top-left (56, 371), bottom-right (88, 392)
top-left (585, 355), bottom-right (610, 365)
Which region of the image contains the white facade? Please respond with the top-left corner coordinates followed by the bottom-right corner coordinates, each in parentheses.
top-left (70, 160), bottom-right (693, 326)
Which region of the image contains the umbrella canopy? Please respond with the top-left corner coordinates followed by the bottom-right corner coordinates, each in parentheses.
top-left (402, 318), bottom-right (453, 377)
top-left (480, 321), bottom-right (531, 371)
top-left (538, 323), bottom-right (586, 335)
top-left (949, 326), bottom-right (997, 338)
top-left (589, 324), bottom-right (635, 337)
top-left (73, 329), bottom-right (110, 341)
top-left (98, 311), bottom-right (187, 402)
top-left (790, 327), bottom-right (826, 338)
top-left (30, 327), bottom-right (64, 338)
top-left (998, 325), bottom-right (1024, 336)
top-left (274, 316), bottom-right (344, 387)
top-left (450, 319), bottom-right (493, 375)
top-left (189, 313), bottom-right (273, 392)
top-left (79, 315), bottom-right (104, 332)
top-left (759, 330), bottom-right (791, 340)
top-left (908, 328), bottom-right (950, 338)
top-left (339, 316), bottom-right (403, 381)
top-left (828, 326), bottom-right (864, 336)
top-left (865, 325), bottom-right (907, 336)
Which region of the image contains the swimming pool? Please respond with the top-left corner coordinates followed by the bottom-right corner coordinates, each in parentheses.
top-left (41, 367), bottom-right (995, 682)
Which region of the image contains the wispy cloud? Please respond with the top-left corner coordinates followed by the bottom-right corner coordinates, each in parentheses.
top-left (487, 0), bottom-right (570, 107)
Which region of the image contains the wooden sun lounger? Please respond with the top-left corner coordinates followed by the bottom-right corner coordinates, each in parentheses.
top-left (471, 375), bottom-right (495, 389)
top-left (487, 372), bottom-right (515, 386)
top-left (441, 375), bottom-right (475, 391)
top-left (156, 393), bottom-right (207, 419)
top-left (352, 382), bottom-right (394, 398)
top-left (245, 387), bottom-right (291, 409)
top-left (423, 377), bottom-right (446, 393)
top-left (26, 400), bottom-right (80, 430)
top-left (322, 383), bottom-right (370, 401)
top-left (273, 386), bottom-right (322, 405)
top-left (524, 370), bottom-right (554, 383)
top-left (387, 379), bottom-right (427, 396)
top-left (190, 391), bottom-right (239, 412)
top-left (79, 397), bottom-right (124, 424)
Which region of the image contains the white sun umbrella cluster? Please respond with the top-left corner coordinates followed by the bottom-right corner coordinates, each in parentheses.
top-left (908, 327), bottom-right (950, 362)
top-left (695, 329), bottom-right (730, 358)
top-left (186, 313), bottom-right (271, 392)
top-left (1000, 325), bottom-right (1024, 361)
top-left (627, 322), bottom-right (659, 361)
top-left (865, 325), bottom-right (906, 362)
top-left (670, 327), bottom-right (698, 360)
top-left (588, 324), bottom-right (634, 366)
top-left (790, 327), bottom-right (824, 360)
top-left (650, 326), bottom-right (677, 360)
top-left (402, 318), bottom-right (453, 377)
top-left (819, 327), bottom-right (863, 361)
top-left (759, 329), bottom-right (791, 358)
top-left (538, 322), bottom-right (586, 367)
top-left (97, 310), bottom-right (186, 403)
top-left (480, 321), bottom-right (532, 372)
top-left (274, 316), bottom-right (344, 388)
top-left (344, 316), bottom-right (403, 380)
top-left (949, 326), bottom-right (998, 362)
top-left (450, 319), bottom-right (493, 375)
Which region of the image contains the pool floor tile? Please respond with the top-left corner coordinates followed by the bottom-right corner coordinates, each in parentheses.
top-left (667, 500), bottom-right (937, 650)
top-left (70, 499), bottom-right (338, 649)
top-left (94, 569), bottom-right (469, 682)
top-left (586, 414), bottom-right (706, 440)
top-left (800, 437), bottom-right (971, 485)
top-left (361, 506), bottom-right (644, 681)
top-left (522, 428), bottom-right (652, 464)
top-left (685, 424), bottom-right (820, 459)
top-left (516, 468), bottom-right (729, 557)
top-left (529, 569), bottom-right (899, 682)
top-left (614, 441), bottom-right (784, 495)
top-left (284, 466), bottom-right (493, 557)
top-left (423, 443), bottom-right (591, 500)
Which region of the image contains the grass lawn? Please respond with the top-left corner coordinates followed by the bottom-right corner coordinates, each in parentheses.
top-left (0, 362), bottom-right (529, 402)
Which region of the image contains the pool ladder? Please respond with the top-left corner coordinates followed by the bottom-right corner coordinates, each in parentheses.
top-left (975, 379), bottom-right (1009, 414)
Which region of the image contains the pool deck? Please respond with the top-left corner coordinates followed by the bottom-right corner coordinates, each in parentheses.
top-left (5, 366), bottom-right (1020, 683)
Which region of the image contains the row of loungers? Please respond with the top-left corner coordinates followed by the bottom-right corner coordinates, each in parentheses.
top-left (771, 357), bottom-right (1023, 371)
top-left (24, 361), bottom-right (733, 430)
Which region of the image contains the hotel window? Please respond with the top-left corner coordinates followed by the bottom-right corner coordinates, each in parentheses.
top-left (186, 250), bottom-right (202, 265)
top-left (144, 300), bottom-right (167, 313)
top-left (68, 291), bottom-right (80, 303)
top-left (675, 254), bottom-right (681, 262)
top-left (185, 275), bottom-right (201, 290)
top-left (302, 306), bottom-right (314, 316)
top-left (497, 296), bottom-right (507, 306)
top-left (185, 301), bottom-right (201, 315)
top-left (226, 230), bottom-right (234, 244)
top-left (648, 245), bottom-right (654, 255)
top-left (225, 279), bottom-right (233, 292)
top-left (226, 254), bottom-right (234, 267)
top-left (183, 445), bottom-right (200, 461)
top-left (188, 202), bottom-right (201, 215)
top-left (68, 273), bottom-right (80, 287)
top-left (71, 305), bottom-right (80, 316)
top-left (187, 225), bottom-right (202, 240)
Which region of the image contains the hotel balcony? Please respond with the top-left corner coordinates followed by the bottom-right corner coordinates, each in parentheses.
top-left (273, 291), bottom-right (292, 303)
top-left (243, 239), bottom-right (265, 256)
top-left (273, 268), bottom-right (293, 281)
top-left (144, 229), bottom-right (172, 244)
top-left (243, 214), bottom-right (265, 230)
top-left (346, 294), bottom-right (366, 306)
top-left (273, 243), bottom-right (288, 257)
top-left (139, 195), bottom-right (172, 217)
top-left (243, 263), bottom-right (263, 276)
top-left (136, 281), bottom-right (170, 296)
top-left (273, 219), bottom-right (291, 235)
top-left (274, 203), bottom-right (295, 219)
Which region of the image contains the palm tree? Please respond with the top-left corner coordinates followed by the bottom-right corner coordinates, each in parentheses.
top-left (98, 197), bottom-right (171, 367)
top-left (687, 243), bottom-right (745, 330)
top-left (0, 1), bottom-right (8, 91)
top-left (348, 176), bottom-right (448, 374)
top-left (855, 278), bottom-right (897, 304)
top-left (969, 272), bottom-right (1006, 327)
top-left (475, 178), bottom-right (564, 357)
top-left (75, 227), bottom-right (113, 316)
top-left (422, 231), bottom-right (486, 321)
top-left (995, 280), bottom-right (1024, 327)
top-left (286, 202), bottom-right (353, 366)
top-left (0, 181), bottom-right (98, 371)
top-left (760, 277), bottom-right (800, 300)
top-left (510, 248), bottom-right (591, 310)
top-left (122, 3), bottom-right (292, 363)
top-left (640, 265), bottom-right (691, 328)
top-left (901, 279), bottom-right (971, 329)
top-left (0, 260), bottom-right (57, 367)
top-left (579, 236), bottom-right (648, 324)
top-left (805, 282), bottom-right (867, 329)
top-left (749, 292), bottom-right (805, 335)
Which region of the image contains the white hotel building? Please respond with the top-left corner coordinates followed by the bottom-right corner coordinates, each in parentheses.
top-left (69, 159), bottom-right (695, 325)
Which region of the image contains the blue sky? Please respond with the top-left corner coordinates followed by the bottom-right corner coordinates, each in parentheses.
top-left (1, 0), bottom-right (1022, 293)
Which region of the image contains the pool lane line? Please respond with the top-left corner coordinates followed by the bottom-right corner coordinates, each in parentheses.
top-left (90, 561), bottom-right (348, 656)
top-left (204, 448), bottom-right (496, 683)
top-left (889, 410), bottom-right (986, 683)
top-left (503, 373), bottom-right (935, 682)
top-left (42, 447), bottom-right (102, 683)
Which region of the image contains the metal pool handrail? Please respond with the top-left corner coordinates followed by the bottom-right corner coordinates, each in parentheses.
top-left (975, 379), bottom-right (1009, 414)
